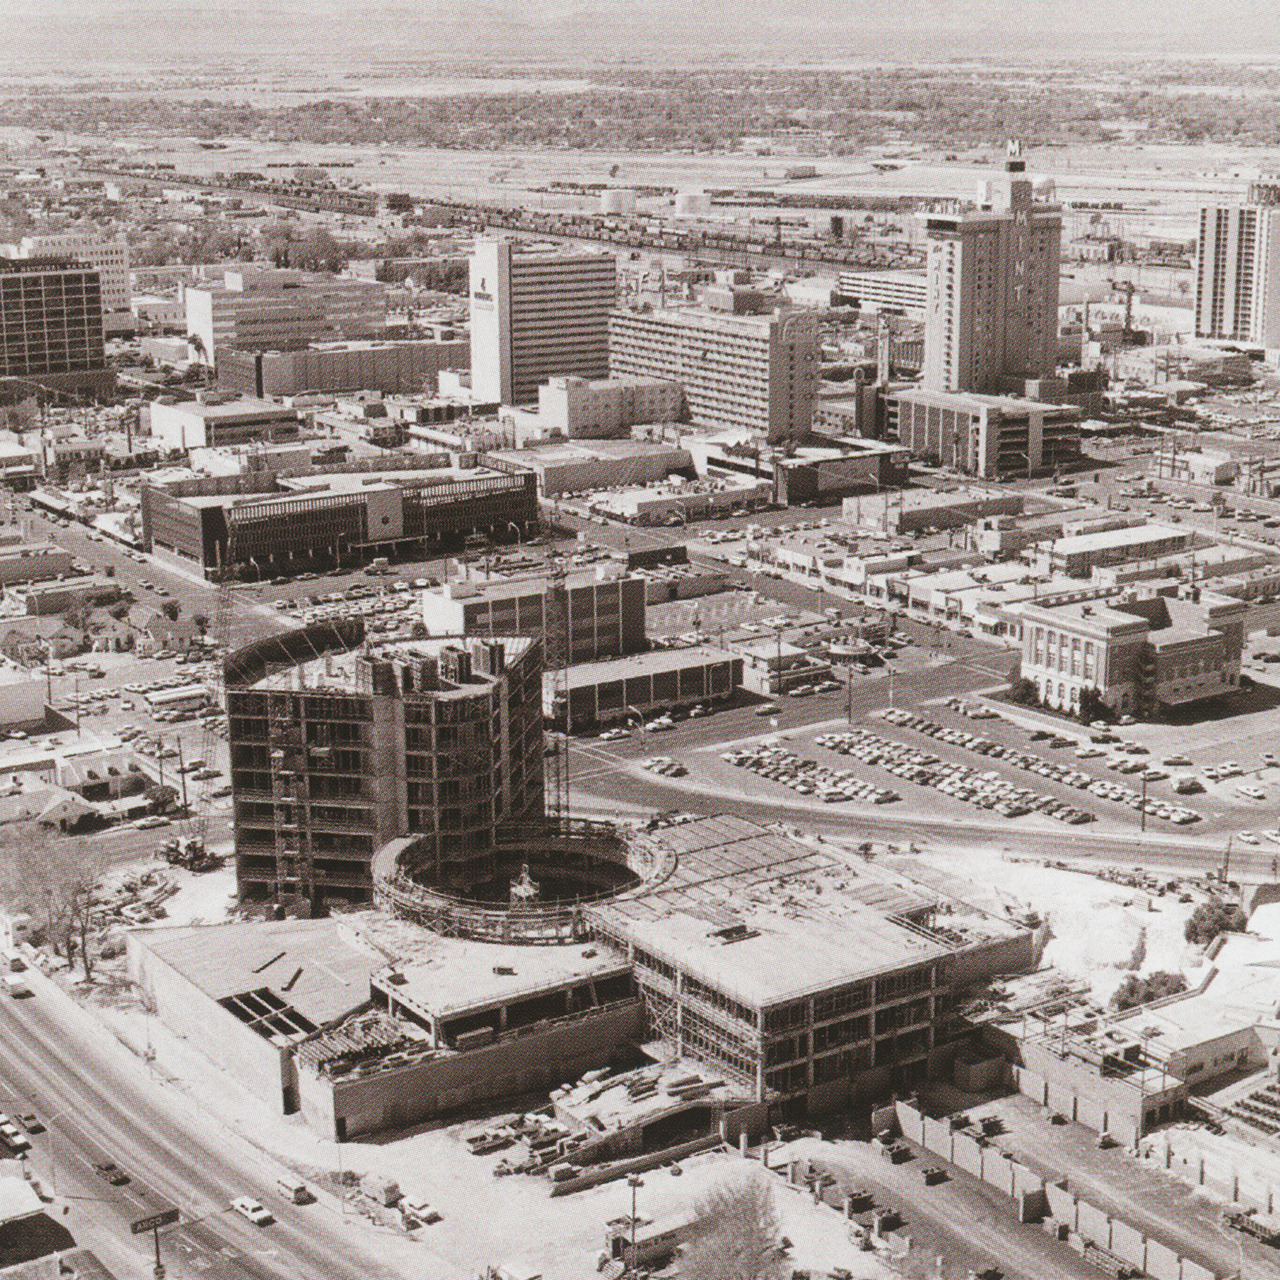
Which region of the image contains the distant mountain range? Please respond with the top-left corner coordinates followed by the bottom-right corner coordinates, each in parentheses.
top-left (5, 0), bottom-right (1280, 71)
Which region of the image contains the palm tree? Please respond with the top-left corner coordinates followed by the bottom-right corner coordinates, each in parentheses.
top-left (186, 333), bottom-right (213, 386)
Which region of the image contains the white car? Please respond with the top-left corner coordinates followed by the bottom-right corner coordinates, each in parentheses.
top-left (1239, 831), bottom-right (1263, 845)
top-left (231, 1197), bottom-right (273, 1226)
top-left (1237, 785), bottom-right (1267, 801)
top-left (133, 816), bottom-right (171, 830)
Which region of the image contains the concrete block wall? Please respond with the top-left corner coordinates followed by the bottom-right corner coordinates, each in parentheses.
top-left (1144, 1238), bottom-right (1181, 1280)
top-left (893, 1100), bottom-right (924, 1143)
top-left (871, 1101), bottom-right (899, 1137)
top-left (1181, 1260), bottom-right (1216, 1280)
top-left (953, 1131), bottom-right (984, 1178)
top-left (1010, 1161), bottom-right (1044, 1199)
top-left (982, 1152), bottom-right (1015, 1197)
top-left (1161, 1128), bottom-right (1279, 1217)
top-left (1046, 1181), bottom-right (1077, 1227)
top-left (1076, 1199), bottom-right (1111, 1247)
top-left (1109, 1218), bottom-right (1146, 1271)
top-left (1076, 1095), bottom-right (1108, 1133)
top-left (1018, 1186), bottom-right (1049, 1223)
top-left (922, 1115), bottom-right (953, 1159)
top-left (898, 1102), bottom-right (1222, 1280)
top-left (1014, 1065), bottom-right (1048, 1104)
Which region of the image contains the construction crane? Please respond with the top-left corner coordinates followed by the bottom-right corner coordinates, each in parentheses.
top-left (543, 553), bottom-right (570, 833)
top-left (173, 525), bottom-right (239, 870)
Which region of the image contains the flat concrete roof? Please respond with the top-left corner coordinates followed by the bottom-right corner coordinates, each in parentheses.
top-left (374, 934), bottom-right (630, 1021)
top-left (434, 566), bottom-right (627, 604)
top-left (1051, 523), bottom-right (1187, 555)
top-left (590, 815), bottom-right (955, 1010)
top-left (132, 918), bottom-right (379, 1027)
top-left (894, 386), bottom-right (1077, 416)
top-left (491, 439), bottom-right (689, 467)
top-left (1016, 598), bottom-right (1150, 631)
top-left (554, 643), bottom-right (737, 691)
top-left (156, 397), bottom-right (298, 422)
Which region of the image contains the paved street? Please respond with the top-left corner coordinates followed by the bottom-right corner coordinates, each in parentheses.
top-left (0, 962), bottom-right (448, 1280)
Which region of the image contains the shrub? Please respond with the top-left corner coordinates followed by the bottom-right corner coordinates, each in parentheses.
top-left (1185, 899), bottom-right (1248, 946)
top-left (1111, 971), bottom-right (1186, 1011)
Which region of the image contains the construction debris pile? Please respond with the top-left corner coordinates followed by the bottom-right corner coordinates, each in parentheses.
top-left (87, 868), bottom-right (177, 928)
top-left (296, 1008), bottom-right (432, 1079)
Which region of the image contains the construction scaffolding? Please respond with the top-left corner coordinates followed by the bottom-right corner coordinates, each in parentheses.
top-left (268, 692), bottom-right (312, 902)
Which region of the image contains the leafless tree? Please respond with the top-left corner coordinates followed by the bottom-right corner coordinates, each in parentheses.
top-left (0, 823), bottom-right (110, 979)
top-left (680, 1172), bottom-right (787, 1280)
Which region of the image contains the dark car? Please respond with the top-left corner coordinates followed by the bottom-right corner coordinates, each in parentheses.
top-left (15, 1113), bottom-right (43, 1134)
top-left (93, 1161), bottom-right (130, 1185)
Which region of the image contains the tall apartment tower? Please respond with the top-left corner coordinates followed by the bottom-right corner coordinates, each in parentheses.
top-left (469, 239), bottom-right (616, 406)
top-left (4, 234), bottom-right (131, 320)
top-left (227, 636), bottom-right (545, 908)
top-left (0, 257), bottom-right (110, 397)
top-left (922, 141), bottom-right (1062, 394)
top-left (1195, 181), bottom-right (1280, 352)
top-left (608, 305), bottom-right (819, 445)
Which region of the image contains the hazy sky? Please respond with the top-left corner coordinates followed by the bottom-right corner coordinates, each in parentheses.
top-left (8, 0), bottom-right (1280, 69)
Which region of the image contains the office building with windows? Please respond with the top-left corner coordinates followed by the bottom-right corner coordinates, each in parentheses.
top-left (608, 305), bottom-right (819, 445)
top-left (469, 239), bottom-right (617, 406)
top-left (891, 385), bottom-right (1080, 479)
top-left (0, 257), bottom-right (112, 398)
top-left (422, 567), bottom-right (646, 664)
top-left (1015, 588), bottom-right (1246, 719)
top-left (4, 234), bottom-right (131, 321)
top-left (922, 143), bottom-right (1062, 395)
top-left (184, 267), bottom-right (387, 367)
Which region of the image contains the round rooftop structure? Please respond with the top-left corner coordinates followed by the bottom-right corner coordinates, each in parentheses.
top-left (372, 820), bottom-right (668, 945)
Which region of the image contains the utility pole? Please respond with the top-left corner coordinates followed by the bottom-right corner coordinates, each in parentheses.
top-left (627, 1174), bottom-right (644, 1274)
top-left (175, 738), bottom-right (188, 814)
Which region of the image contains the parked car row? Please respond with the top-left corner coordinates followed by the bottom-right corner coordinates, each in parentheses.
top-left (833, 722), bottom-right (1093, 823)
top-left (721, 743), bottom-right (900, 805)
top-left (879, 709), bottom-right (1201, 825)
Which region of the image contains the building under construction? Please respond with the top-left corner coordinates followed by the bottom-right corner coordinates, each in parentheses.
top-left (129, 811), bottom-right (1032, 1140)
top-left (227, 631), bottom-right (545, 909)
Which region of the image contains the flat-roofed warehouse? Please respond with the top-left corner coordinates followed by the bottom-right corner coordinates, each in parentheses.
top-left (546, 644), bottom-right (742, 731)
